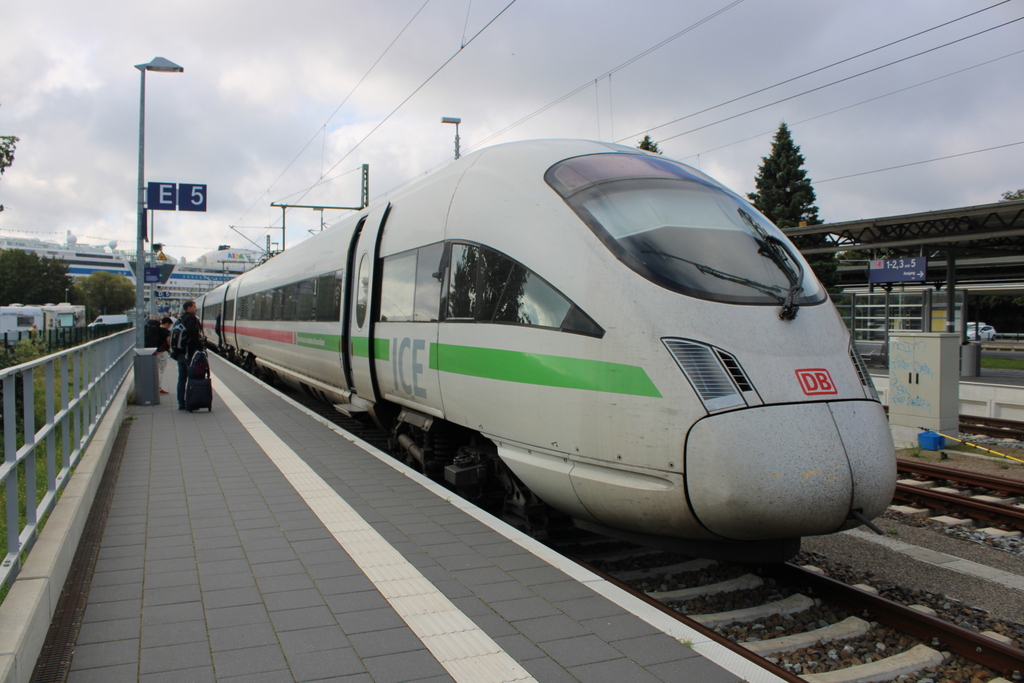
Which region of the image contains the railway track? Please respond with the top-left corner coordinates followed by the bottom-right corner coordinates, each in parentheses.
top-left (959, 415), bottom-right (1024, 442)
top-left (894, 459), bottom-right (1024, 533)
top-left (564, 538), bottom-right (1024, 683)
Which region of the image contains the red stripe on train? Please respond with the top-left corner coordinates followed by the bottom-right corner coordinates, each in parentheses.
top-left (230, 325), bottom-right (295, 344)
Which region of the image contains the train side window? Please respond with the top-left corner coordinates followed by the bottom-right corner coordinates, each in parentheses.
top-left (414, 243), bottom-right (444, 322)
top-left (314, 271), bottom-right (341, 322)
top-left (447, 244), bottom-right (477, 319)
top-left (295, 279), bottom-right (315, 321)
top-left (283, 283), bottom-right (298, 321)
top-left (444, 241), bottom-right (604, 337)
top-left (356, 253), bottom-right (369, 329)
top-left (225, 299), bottom-right (234, 320)
top-left (380, 252), bottom-right (416, 322)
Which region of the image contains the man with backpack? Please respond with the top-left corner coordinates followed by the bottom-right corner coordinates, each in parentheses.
top-left (174, 301), bottom-right (204, 410)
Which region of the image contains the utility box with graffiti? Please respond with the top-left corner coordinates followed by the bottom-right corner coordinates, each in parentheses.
top-left (887, 333), bottom-right (959, 447)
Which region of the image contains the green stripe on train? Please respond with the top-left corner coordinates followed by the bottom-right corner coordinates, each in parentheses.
top-left (350, 336), bottom-right (391, 360)
top-left (430, 343), bottom-right (661, 398)
top-left (296, 332), bottom-right (342, 352)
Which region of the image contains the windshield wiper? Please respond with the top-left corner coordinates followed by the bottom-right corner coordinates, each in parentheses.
top-left (639, 251), bottom-right (787, 303)
top-left (737, 209), bottom-right (804, 321)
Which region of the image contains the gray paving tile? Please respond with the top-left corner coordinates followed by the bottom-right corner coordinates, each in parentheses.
top-left (82, 598), bottom-right (142, 623)
top-left (75, 617), bottom-right (141, 645)
top-left (268, 605), bottom-right (339, 632)
top-left (538, 634), bottom-right (623, 667)
top-left (612, 634), bottom-right (703, 666)
top-left (205, 603), bottom-right (271, 630)
top-left (582, 613), bottom-right (662, 641)
top-left (335, 606), bottom-right (407, 635)
top-left (212, 645), bottom-right (289, 678)
top-left (277, 625), bottom-right (350, 656)
top-left (201, 585), bottom-right (264, 609)
top-left (139, 641), bottom-right (213, 674)
top-left (361, 650), bottom-right (449, 683)
top-left (66, 663), bottom-right (139, 682)
top-left (144, 584), bottom-right (202, 607)
top-left (569, 656), bottom-right (663, 683)
top-left (647, 655), bottom-right (744, 683)
top-left (69, 638), bottom-right (139, 669)
top-left (140, 620), bottom-right (208, 649)
top-left (209, 622), bottom-right (280, 652)
top-left (285, 646), bottom-right (366, 680)
top-left (138, 665), bottom-right (216, 683)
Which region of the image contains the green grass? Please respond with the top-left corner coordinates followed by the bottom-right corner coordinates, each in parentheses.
top-left (981, 357), bottom-right (1024, 371)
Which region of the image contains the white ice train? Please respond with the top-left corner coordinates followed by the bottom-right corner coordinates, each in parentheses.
top-left (199, 139), bottom-right (895, 560)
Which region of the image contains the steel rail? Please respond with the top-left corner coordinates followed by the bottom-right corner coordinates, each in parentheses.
top-left (761, 563), bottom-right (1024, 677)
top-left (893, 483), bottom-right (1024, 531)
top-left (897, 459), bottom-right (1024, 497)
top-left (959, 415), bottom-right (1024, 441)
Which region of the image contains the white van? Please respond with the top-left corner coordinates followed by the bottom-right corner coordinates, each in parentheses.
top-left (88, 314), bottom-right (130, 327)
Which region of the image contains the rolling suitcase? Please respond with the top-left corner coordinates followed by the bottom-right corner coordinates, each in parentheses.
top-left (185, 350), bottom-right (213, 412)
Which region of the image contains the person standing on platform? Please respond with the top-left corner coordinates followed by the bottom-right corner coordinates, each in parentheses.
top-left (155, 316), bottom-right (172, 394)
top-left (175, 301), bottom-right (204, 410)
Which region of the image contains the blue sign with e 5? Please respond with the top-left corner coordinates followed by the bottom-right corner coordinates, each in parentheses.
top-left (146, 182), bottom-right (207, 212)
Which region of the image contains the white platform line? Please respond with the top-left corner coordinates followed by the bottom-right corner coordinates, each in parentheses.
top-left (213, 359), bottom-right (786, 683)
top-left (212, 372), bottom-right (536, 683)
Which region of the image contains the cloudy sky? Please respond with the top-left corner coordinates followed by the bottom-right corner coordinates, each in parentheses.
top-left (1, 0), bottom-right (1022, 262)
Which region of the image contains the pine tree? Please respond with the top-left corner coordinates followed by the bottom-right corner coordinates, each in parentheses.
top-left (747, 123), bottom-right (838, 292)
top-left (637, 135), bottom-right (662, 154)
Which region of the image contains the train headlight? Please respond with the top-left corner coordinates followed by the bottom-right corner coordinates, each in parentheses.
top-left (663, 338), bottom-right (756, 412)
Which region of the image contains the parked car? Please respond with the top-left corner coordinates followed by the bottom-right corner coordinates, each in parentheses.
top-left (87, 314), bottom-right (130, 327)
top-left (966, 322), bottom-right (996, 341)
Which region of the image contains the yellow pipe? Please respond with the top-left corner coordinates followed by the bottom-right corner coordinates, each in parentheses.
top-left (923, 429), bottom-right (1024, 465)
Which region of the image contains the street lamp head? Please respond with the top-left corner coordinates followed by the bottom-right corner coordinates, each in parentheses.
top-left (441, 117), bottom-right (461, 125)
top-left (135, 57), bottom-right (184, 73)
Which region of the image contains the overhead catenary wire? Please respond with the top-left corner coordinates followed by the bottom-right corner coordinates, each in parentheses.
top-left (655, 14), bottom-right (1024, 145)
top-left (616, 0), bottom-right (1014, 145)
top-left (233, 0), bottom-right (435, 229)
top-left (816, 140), bottom-right (1024, 184)
top-left (678, 47), bottom-right (1024, 163)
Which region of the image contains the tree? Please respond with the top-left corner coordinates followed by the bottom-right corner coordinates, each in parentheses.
top-left (0, 135), bottom-right (17, 212)
top-left (1000, 188), bottom-right (1024, 201)
top-left (0, 249), bottom-right (73, 305)
top-left (747, 122), bottom-right (838, 293)
top-left (637, 135), bottom-right (662, 154)
top-left (74, 271), bottom-right (136, 318)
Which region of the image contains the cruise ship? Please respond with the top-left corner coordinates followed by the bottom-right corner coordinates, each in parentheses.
top-left (0, 233), bottom-right (261, 306)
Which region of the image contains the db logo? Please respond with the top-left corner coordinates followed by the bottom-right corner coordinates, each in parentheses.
top-left (795, 368), bottom-right (837, 395)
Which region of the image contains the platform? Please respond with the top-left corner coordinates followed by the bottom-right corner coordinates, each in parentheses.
top-left (49, 355), bottom-right (776, 683)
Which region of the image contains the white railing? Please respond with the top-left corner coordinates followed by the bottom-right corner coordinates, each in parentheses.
top-left (1, 330), bottom-right (134, 592)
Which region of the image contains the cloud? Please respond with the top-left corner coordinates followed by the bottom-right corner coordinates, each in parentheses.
top-left (0, 0), bottom-right (1022, 262)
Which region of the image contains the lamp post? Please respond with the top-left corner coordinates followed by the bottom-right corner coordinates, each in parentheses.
top-left (442, 117), bottom-right (461, 159)
top-left (135, 57), bottom-right (183, 346)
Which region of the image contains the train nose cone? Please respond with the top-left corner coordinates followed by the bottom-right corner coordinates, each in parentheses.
top-left (684, 401), bottom-right (896, 541)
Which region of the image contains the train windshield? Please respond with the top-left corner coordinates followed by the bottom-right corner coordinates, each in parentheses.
top-left (546, 154), bottom-right (826, 309)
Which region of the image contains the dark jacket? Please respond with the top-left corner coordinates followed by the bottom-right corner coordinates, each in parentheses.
top-left (180, 311), bottom-right (204, 357)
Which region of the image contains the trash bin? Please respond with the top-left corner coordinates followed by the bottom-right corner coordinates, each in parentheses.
top-left (960, 342), bottom-right (981, 377)
top-left (134, 348), bottom-right (160, 405)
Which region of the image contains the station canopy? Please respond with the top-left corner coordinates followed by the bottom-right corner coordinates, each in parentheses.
top-left (781, 198), bottom-right (1024, 292)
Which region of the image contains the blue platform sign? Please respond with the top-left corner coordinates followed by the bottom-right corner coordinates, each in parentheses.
top-left (144, 267), bottom-right (161, 284)
top-left (178, 183), bottom-right (207, 212)
top-left (868, 257), bottom-right (927, 283)
top-left (147, 182), bottom-right (178, 211)
top-left (146, 182), bottom-right (207, 212)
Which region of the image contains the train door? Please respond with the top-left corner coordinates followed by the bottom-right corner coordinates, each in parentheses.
top-left (345, 204), bottom-right (391, 413)
top-left (220, 282), bottom-right (232, 350)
